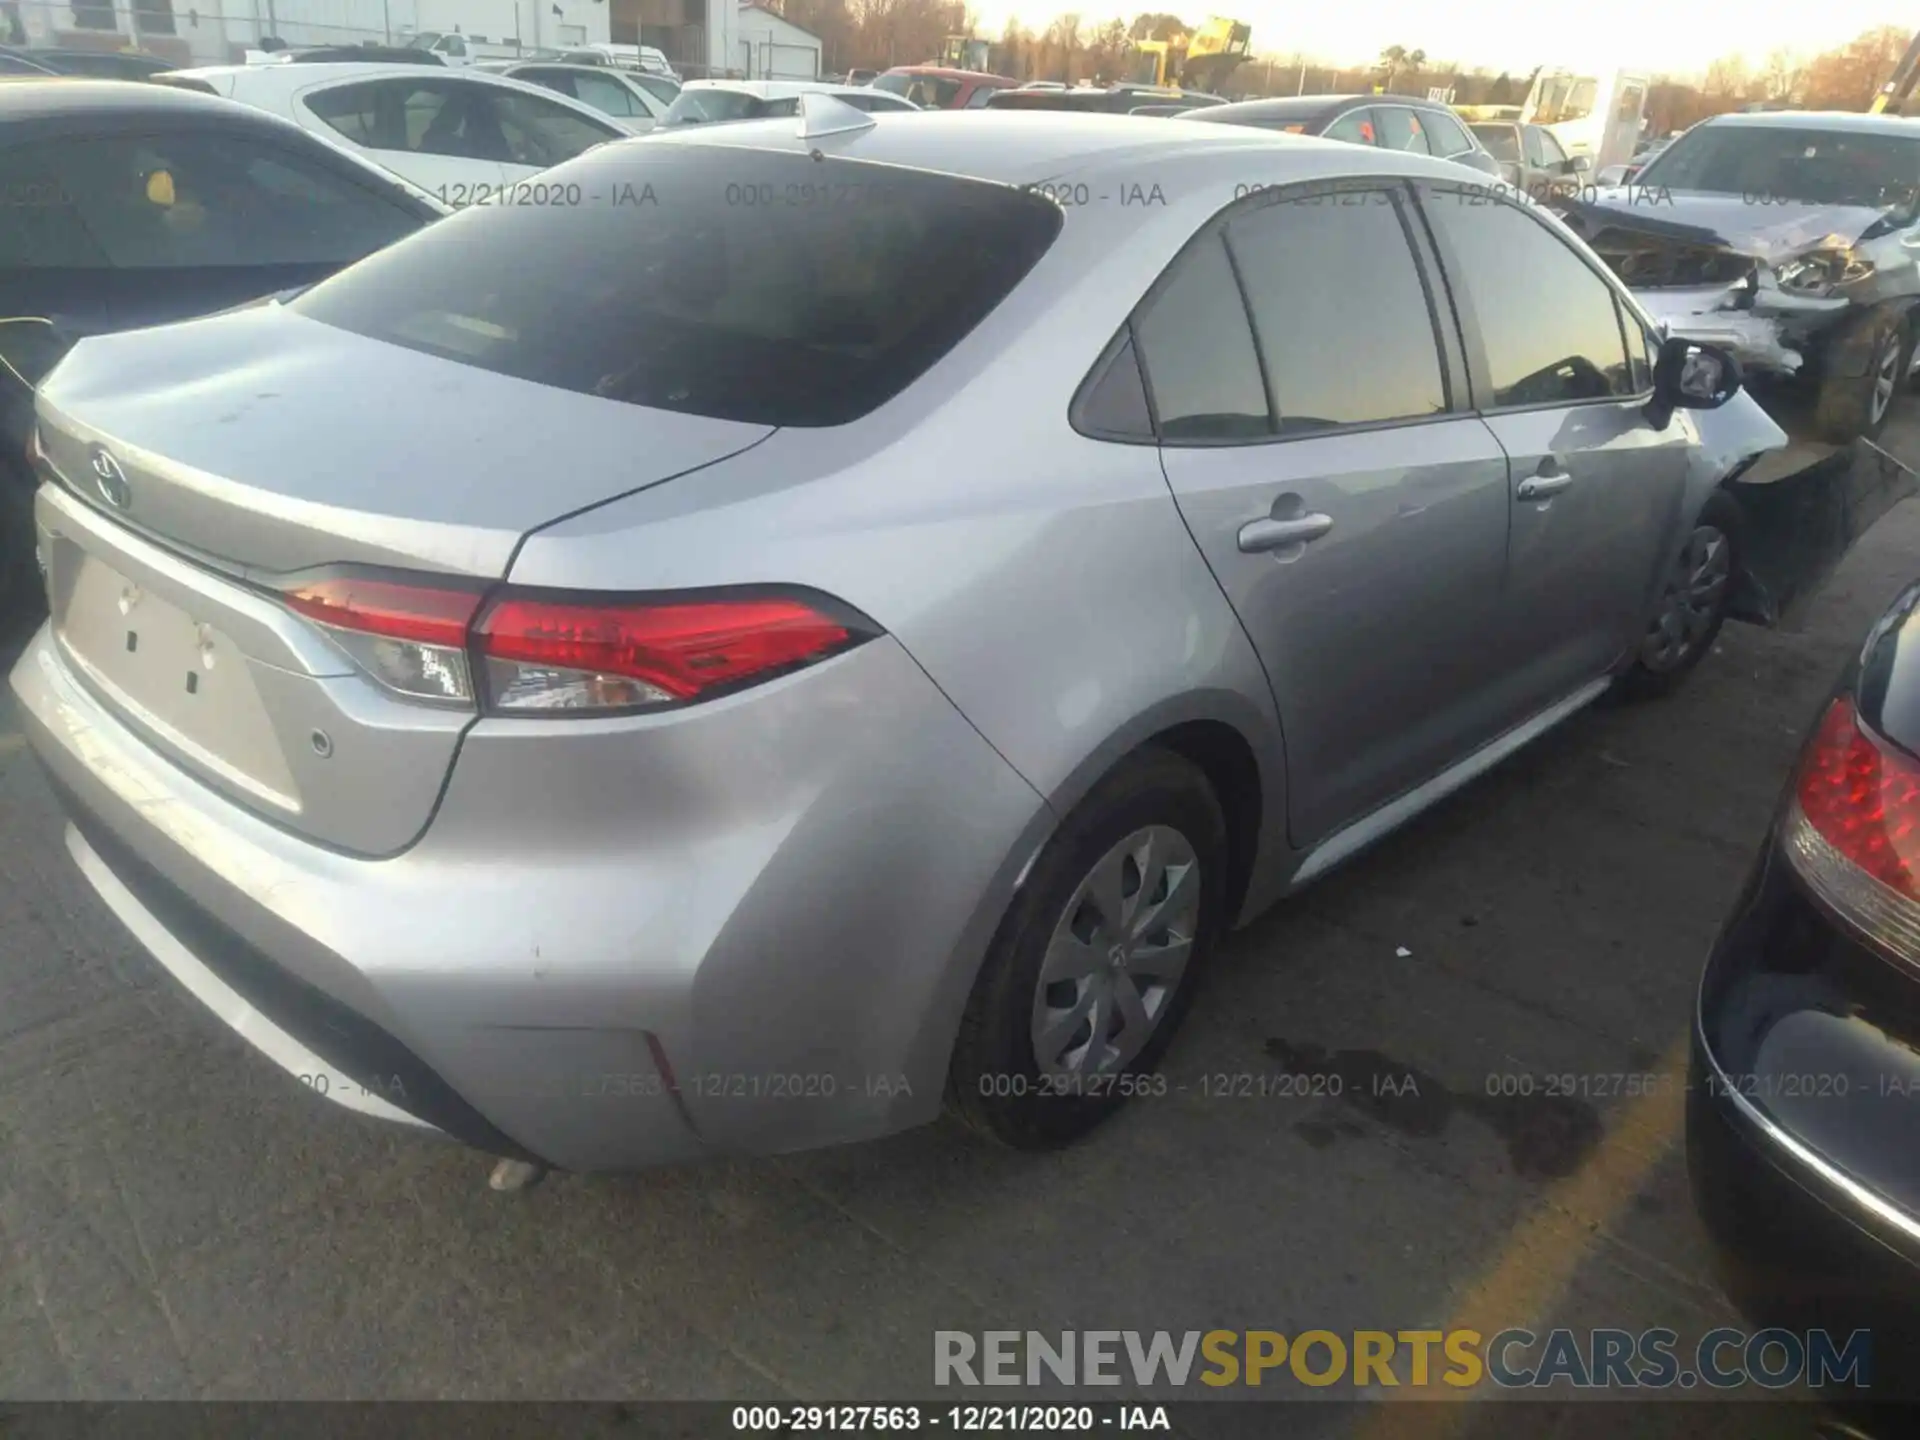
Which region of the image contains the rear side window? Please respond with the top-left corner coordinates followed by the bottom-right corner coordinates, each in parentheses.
top-left (290, 146), bottom-right (1062, 427)
top-left (0, 131), bottom-right (421, 269)
top-left (1226, 191), bottom-right (1446, 433)
top-left (1472, 124), bottom-right (1518, 160)
top-left (1133, 233), bottom-right (1269, 440)
top-left (965, 85), bottom-right (997, 108)
top-left (1323, 109), bottom-right (1374, 144)
top-left (1422, 187), bottom-right (1634, 407)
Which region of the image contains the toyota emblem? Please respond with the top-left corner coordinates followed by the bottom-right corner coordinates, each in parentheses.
top-left (87, 445), bottom-right (131, 511)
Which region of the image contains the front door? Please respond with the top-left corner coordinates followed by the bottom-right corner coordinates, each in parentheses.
top-left (1144, 184), bottom-right (1514, 846)
top-left (1416, 182), bottom-right (1694, 708)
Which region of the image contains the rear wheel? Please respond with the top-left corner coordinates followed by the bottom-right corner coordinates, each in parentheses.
top-left (948, 747), bottom-right (1228, 1150)
top-left (1619, 490), bottom-right (1742, 699)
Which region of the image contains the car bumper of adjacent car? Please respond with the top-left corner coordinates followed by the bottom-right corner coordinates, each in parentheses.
top-left (1687, 842), bottom-right (1920, 1392)
top-left (10, 619), bottom-right (1048, 1172)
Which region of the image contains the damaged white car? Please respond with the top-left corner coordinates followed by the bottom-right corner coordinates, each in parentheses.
top-left (1554, 111), bottom-right (1920, 443)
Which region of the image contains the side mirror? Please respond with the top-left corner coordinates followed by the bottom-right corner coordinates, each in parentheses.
top-left (1647, 336), bottom-right (1741, 431)
top-left (1569, 153), bottom-right (1591, 173)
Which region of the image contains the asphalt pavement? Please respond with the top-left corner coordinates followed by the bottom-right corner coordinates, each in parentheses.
top-left (2, 416), bottom-right (1918, 1436)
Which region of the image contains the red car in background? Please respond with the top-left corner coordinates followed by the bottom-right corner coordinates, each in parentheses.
top-left (872, 65), bottom-right (1017, 110)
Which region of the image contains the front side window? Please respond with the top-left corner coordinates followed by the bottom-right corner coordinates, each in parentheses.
top-left (965, 85), bottom-right (996, 108)
top-left (1375, 108), bottom-right (1432, 154)
top-left (290, 145), bottom-right (1062, 428)
top-left (1422, 110), bottom-right (1474, 159)
top-left (1423, 187), bottom-right (1633, 407)
top-left (1132, 233), bottom-right (1270, 440)
top-left (1227, 190), bottom-right (1446, 433)
top-left (570, 73), bottom-right (643, 118)
top-left (486, 90), bottom-right (620, 165)
top-left (0, 131), bottom-right (421, 270)
top-left (901, 77), bottom-right (960, 108)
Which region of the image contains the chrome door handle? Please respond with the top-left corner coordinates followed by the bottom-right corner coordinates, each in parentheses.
top-left (1516, 469), bottom-right (1574, 501)
top-left (1238, 513), bottom-right (1334, 554)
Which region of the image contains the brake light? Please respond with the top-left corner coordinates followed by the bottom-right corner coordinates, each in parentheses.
top-left (282, 575), bottom-right (484, 705)
top-left (474, 594), bottom-right (866, 713)
top-left (1783, 696), bottom-right (1920, 969)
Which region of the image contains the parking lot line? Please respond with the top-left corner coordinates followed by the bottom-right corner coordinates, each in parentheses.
top-left (1354, 1029), bottom-right (1691, 1434)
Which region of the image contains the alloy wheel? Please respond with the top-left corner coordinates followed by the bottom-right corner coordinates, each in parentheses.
top-left (1030, 825), bottom-right (1200, 1078)
top-left (1872, 328), bottom-right (1902, 427)
top-left (1639, 523), bottom-right (1731, 673)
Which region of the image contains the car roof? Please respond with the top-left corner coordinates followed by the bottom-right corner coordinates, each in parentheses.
top-left (682, 78), bottom-right (876, 98)
top-left (880, 66), bottom-right (1009, 81)
top-left (1694, 109), bottom-right (1920, 134)
top-left (0, 75), bottom-right (247, 121)
top-left (168, 61), bottom-right (473, 90)
top-left (644, 107), bottom-right (1472, 190)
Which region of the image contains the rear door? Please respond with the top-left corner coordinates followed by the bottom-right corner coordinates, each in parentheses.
top-left (1148, 183), bottom-right (1514, 846)
top-left (1415, 183), bottom-right (1693, 708)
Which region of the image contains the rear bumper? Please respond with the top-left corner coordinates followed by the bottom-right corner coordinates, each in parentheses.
top-left (10, 622), bottom-right (1049, 1171)
top-left (1686, 842), bottom-right (1920, 1387)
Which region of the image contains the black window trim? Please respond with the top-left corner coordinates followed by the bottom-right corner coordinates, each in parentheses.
top-left (1068, 321), bottom-right (1156, 445)
top-left (1410, 179), bottom-right (1655, 418)
top-left (1102, 176), bottom-right (1467, 451)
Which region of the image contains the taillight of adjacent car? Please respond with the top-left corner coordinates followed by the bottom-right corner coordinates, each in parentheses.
top-left (280, 573), bottom-right (877, 715)
top-left (1783, 694), bottom-right (1920, 969)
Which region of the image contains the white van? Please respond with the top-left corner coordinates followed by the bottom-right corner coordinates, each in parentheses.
top-left (1521, 68), bottom-right (1649, 174)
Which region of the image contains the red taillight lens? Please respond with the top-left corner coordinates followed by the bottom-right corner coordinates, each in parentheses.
top-left (474, 594), bottom-right (862, 713)
top-left (1785, 696), bottom-right (1920, 968)
top-left (1794, 697), bottom-right (1920, 895)
top-left (281, 575), bottom-right (485, 706)
top-left (282, 577), bottom-right (482, 647)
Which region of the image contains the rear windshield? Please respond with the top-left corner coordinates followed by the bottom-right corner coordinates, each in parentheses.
top-left (662, 88), bottom-right (763, 125)
top-left (1470, 124), bottom-right (1519, 160)
top-left (290, 145), bottom-right (1062, 427)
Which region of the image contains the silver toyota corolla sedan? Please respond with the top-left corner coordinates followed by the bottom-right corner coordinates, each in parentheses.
top-left (11, 103), bottom-right (1786, 1173)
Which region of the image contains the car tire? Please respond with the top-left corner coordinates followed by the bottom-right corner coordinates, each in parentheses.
top-left (947, 746), bottom-right (1229, 1150)
top-left (1618, 489), bottom-right (1744, 699)
top-left (1815, 307), bottom-right (1909, 444)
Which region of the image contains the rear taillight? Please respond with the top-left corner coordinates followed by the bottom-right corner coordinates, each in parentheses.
top-left (474, 593), bottom-right (868, 713)
top-left (279, 574), bottom-right (874, 716)
top-left (283, 575), bottom-right (485, 706)
top-left (1783, 695), bottom-right (1920, 969)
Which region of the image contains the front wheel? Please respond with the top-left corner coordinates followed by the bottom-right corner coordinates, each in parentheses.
top-left (1619, 490), bottom-right (1743, 699)
top-left (947, 747), bottom-right (1228, 1150)
top-left (1815, 307), bottom-right (1909, 443)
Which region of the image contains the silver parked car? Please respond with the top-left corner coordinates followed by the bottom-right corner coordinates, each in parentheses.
top-left (12, 106), bottom-right (1785, 1173)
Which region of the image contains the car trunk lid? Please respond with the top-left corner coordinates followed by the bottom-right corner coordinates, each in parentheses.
top-left (31, 306), bottom-right (771, 855)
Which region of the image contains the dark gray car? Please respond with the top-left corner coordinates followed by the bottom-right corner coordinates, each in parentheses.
top-left (1187, 93), bottom-right (1503, 178)
top-left (1469, 119), bottom-right (1591, 197)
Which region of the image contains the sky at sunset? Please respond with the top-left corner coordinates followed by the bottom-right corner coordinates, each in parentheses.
top-left (966, 0), bottom-right (1917, 79)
